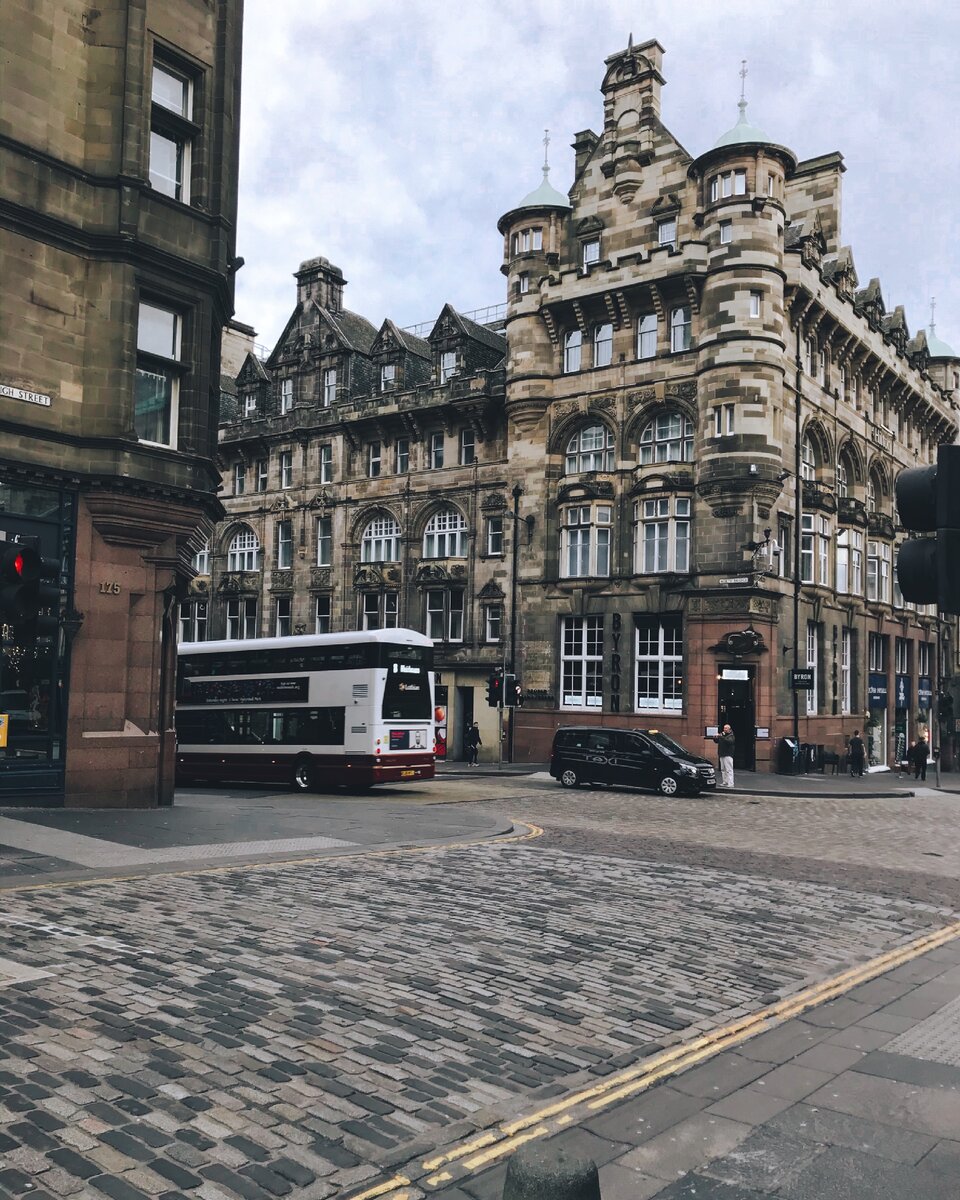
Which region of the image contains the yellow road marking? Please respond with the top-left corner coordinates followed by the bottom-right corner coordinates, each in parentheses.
top-left (348, 1174), bottom-right (412, 1200)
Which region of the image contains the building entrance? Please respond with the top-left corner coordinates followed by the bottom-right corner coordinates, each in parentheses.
top-left (718, 666), bottom-right (756, 771)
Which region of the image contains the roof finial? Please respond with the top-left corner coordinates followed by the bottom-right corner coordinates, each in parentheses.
top-left (738, 58), bottom-right (748, 121)
top-left (542, 128), bottom-right (550, 182)
top-left (930, 296), bottom-right (937, 336)
top-left (627, 31), bottom-right (633, 52)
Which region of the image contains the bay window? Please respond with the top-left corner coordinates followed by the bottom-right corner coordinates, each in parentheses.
top-left (634, 497), bottom-right (691, 574)
top-left (561, 505), bottom-right (611, 578)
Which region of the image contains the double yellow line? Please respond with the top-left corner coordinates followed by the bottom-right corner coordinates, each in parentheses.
top-left (349, 916), bottom-right (960, 1198)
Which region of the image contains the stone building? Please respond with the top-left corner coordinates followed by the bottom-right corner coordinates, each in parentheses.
top-left (0, 0), bottom-right (242, 804)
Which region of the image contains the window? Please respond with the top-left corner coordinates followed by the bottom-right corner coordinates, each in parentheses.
top-left (817, 516), bottom-right (830, 585)
top-left (733, 169), bottom-right (746, 195)
top-left (323, 368), bottom-right (337, 407)
top-left (319, 444), bottom-right (332, 485)
top-left (866, 476), bottom-right (877, 514)
top-left (531, 227), bottom-right (543, 250)
top-left (636, 616), bottom-right (683, 712)
top-left (839, 365), bottom-right (847, 400)
top-left (315, 595), bottom-right (331, 634)
top-left (749, 290), bottom-right (761, 318)
top-left (512, 226), bottom-right (542, 254)
top-left (895, 636), bottom-right (909, 675)
top-left (518, 272), bottom-right (529, 295)
top-left (244, 394), bottom-right (257, 418)
top-left (191, 541), bottom-right (210, 574)
top-left (368, 442), bottom-right (381, 478)
top-left (802, 515), bottom-right (831, 586)
top-left (485, 605), bottom-right (502, 643)
top-left (280, 450), bottom-right (293, 489)
top-left (430, 431), bottom-right (444, 469)
top-left (561, 616), bottom-right (603, 708)
top-left (426, 590), bottom-right (463, 642)
top-left (712, 169), bottom-right (746, 199)
top-left (593, 323), bottom-right (613, 368)
top-left (561, 505), bottom-right (611, 578)
top-left (670, 306), bottom-right (691, 352)
top-left (256, 459), bottom-right (268, 492)
top-left (867, 540), bottom-right (890, 602)
top-left (719, 220), bottom-right (732, 245)
top-left (806, 621), bottom-right (819, 715)
top-left (275, 597), bottom-right (292, 638)
top-left (361, 515), bottom-right (400, 563)
top-left (840, 627), bottom-right (852, 715)
top-left (637, 313), bottom-right (657, 359)
top-left (486, 515), bottom-right (504, 556)
top-left (459, 428), bottom-right (476, 465)
top-left (639, 412), bottom-right (694, 464)
top-left (657, 218), bottom-right (677, 250)
top-left (149, 60), bottom-right (193, 202)
top-left (868, 633), bottom-right (887, 672)
top-left (227, 529), bottom-right (260, 572)
top-left (836, 458), bottom-right (848, 498)
top-left (316, 517), bottom-right (332, 567)
top-left (778, 518), bottom-right (791, 579)
top-left (380, 363), bottom-right (396, 391)
top-left (800, 513), bottom-right (814, 583)
top-left (710, 175), bottom-right (720, 203)
top-left (766, 172), bottom-right (775, 197)
top-left (226, 597), bottom-right (257, 640)
top-left (276, 520), bottom-right (293, 569)
top-left (817, 351), bottom-right (826, 386)
top-left (423, 508), bottom-right (468, 558)
top-left (565, 423), bottom-right (614, 473)
top-left (362, 592), bottom-right (398, 631)
top-left (564, 330), bottom-right (582, 373)
top-left (581, 239), bottom-right (600, 271)
top-left (836, 529), bottom-right (863, 595)
top-left (233, 463), bottom-right (245, 495)
top-left (179, 599), bottom-right (207, 643)
top-left (441, 351), bottom-right (457, 382)
top-left (395, 438), bottom-right (409, 474)
top-left (713, 404), bottom-right (735, 437)
top-left (280, 378), bottom-right (293, 414)
top-left (634, 497), bottom-right (691, 574)
top-left (800, 436), bottom-right (816, 480)
top-left (135, 300), bottom-right (181, 445)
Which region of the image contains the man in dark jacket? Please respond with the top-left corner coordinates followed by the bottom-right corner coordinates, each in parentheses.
top-left (714, 724), bottom-right (735, 789)
top-left (912, 734), bottom-right (929, 781)
top-left (848, 730), bottom-right (866, 778)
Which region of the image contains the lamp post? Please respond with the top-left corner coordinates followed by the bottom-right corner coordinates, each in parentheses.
top-left (793, 324), bottom-right (803, 744)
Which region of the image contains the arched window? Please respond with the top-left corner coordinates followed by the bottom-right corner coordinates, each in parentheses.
top-left (836, 457), bottom-right (848, 499)
top-left (800, 436), bottom-right (817, 481)
top-left (594, 323), bottom-right (613, 368)
top-left (563, 330), bottom-right (582, 373)
top-left (637, 313), bottom-right (657, 360)
top-left (227, 528), bottom-right (260, 571)
top-left (867, 469), bottom-right (886, 514)
top-left (361, 514), bottom-right (400, 563)
top-left (565, 424), bottom-right (614, 473)
top-left (639, 412), bottom-right (693, 464)
top-left (423, 508), bottom-right (468, 558)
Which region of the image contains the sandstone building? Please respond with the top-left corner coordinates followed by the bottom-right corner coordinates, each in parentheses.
top-left (0, 0), bottom-right (242, 804)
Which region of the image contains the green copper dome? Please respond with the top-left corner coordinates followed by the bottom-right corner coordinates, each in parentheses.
top-left (713, 100), bottom-right (770, 149)
top-left (928, 331), bottom-right (958, 358)
top-left (517, 167), bottom-right (570, 210)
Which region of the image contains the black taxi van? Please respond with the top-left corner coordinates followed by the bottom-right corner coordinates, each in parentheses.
top-left (549, 726), bottom-right (716, 795)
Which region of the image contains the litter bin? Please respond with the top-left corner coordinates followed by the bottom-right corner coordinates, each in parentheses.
top-left (777, 736), bottom-right (800, 774)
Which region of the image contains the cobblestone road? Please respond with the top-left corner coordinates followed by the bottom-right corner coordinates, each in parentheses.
top-left (2, 780), bottom-right (959, 1199)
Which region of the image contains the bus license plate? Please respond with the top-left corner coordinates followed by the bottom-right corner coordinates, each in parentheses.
top-left (400, 769), bottom-right (415, 778)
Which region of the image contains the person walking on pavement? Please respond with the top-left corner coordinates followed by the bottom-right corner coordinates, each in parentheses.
top-left (714, 723), bottom-right (735, 789)
top-left (912, 733), bottom-right (929, 781)
top-left (465, 722), bottom-right (482, 766)
top-left (848, 729), bottom-right (866, 778)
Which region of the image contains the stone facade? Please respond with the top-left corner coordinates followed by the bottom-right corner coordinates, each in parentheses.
top-left (0, 0), bottom-right (242, 805)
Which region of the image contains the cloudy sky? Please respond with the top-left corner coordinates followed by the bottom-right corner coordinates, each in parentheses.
top-left (234, 0), bottom-right (959, 358)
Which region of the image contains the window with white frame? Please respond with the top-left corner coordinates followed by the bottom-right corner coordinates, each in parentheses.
top-left (459, 427), bottom-right (475, 465)
top-left (561, 505), bottom-right (611, 578)
top-left (319, 444), bottom-right (332, 484)
top-left (485, 605), bottom-right (502, 643)
top-left (816, 515), bottom-right (830, 585)
top-left (637, 313), bottom-right (657, 359)
top-left (836, 457), bottom-right (849, 498)
top-left (849, 529), bottom-right (863, 594)
top-left (594, 323), bottom-right (613, 368)
top-left (441, 351), bottom-right (457, 382)
top-left (430, 431), bottom-right (444, 469)
top-left (561, 616), bottom-right (603, 708)
top-left (766, 172), bottom-right (775, 196)
top-left (316, 517), bottom-right (332, 567)
top-left (895, 636), bottom-right (909, 675)
top-left (581, 239), bottom-right (600, 271)
top-left (839, 364), bottom-right (847, 400)
top-left (368, 442), bottom-right (381, 478)
top-left (280, 450), bottom-right (293, 488)
top-left (226, 597), bottom-right (257, 640)
top-left (233, 463), bottom-right (245, 495)
top-left (710, 168), bottom-right (746, 199)
top-left (817, 350), bottom-right (826, 386)
top-left (423, 508), bottom-right (468, 558)
top-left (837, 529), bottom-right (855, 594)
top-left (800, 513), bottom-right (814, 583)
top-left (868, 632), bottom-right (884, 671)
top-left (803, 338), bottom-right (814, 375)
top-left (670, 305), bottom-right (691, 352)
top-left (315, 595), bottom-right (331, 634)
top-left (275, 597), bottom-right (292, 638)
top-left (135, 300), bottom-right (182, 446)
top-left (867, 540), bottom-right (890, 602)
top-left (800, 435), bottom-right (816, 480)
top-left (639, 411), bottom-right (694, 464)
top-left (778, 518), bottom-right (792, 579)
top-left (395, 438), bottom-right (409, 473)
top-left (178, 599), bottom-right (207, 643)
top-left (634, 497), bottom-right (691, 574)
top-left (866, 476), bottom-right (877, 513)
top-left (486, 514), bottom-right (504, 556)
top-left (565, 423), bottom-right (614, 473)
top-left (564, 329), bottom-right (582, 373)
top-left (657, 218), bottom-right (677, 249)
top-left (380, 363), bottom-right (395, 391)
top-left (362, 591), bottom-right (398, 631)
top-left (512, 226), bottom-right (543, 254)
top-left (244, 393), bottom-right (257, 418)
top-left (919, 640), bottom-right (932, 676)
top-left (322, 368), bottom-right (337, 407)
top-left (636, 616), bottom-right (683, 712)
top-left (425, 590), bottom-right (463, 641)
top-left (719, 220), bottom-right (732, 245)
top-left (840, 626), bottom-right (852, 714)
top-left (280, 378), bottom-right (293, 414)
top-left (806, 620), bottom-right (819, 714)
top-left (518, 272), bottom-right (529, 295)
top-left (191, 540), bottom-right (210, 574)
top-left (361, 515), bottom-right (400, 563)
top-left (256, 459), bottom-right (268, 492)
top-left (276, 520), bottom-right (293, 569)
top-left (149, 59), bottom-right (193, 202)
top-left (227, 529), bottom-right (260, 572)
top-left (749, 290), bottom-right (761, 318)
top-left (713, 404), bottom-right (735, 437)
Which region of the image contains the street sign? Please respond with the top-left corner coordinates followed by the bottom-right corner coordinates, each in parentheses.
top-left (790, 669), bottom-right (815, 689)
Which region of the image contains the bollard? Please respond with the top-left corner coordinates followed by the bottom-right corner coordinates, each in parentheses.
top-left (502, 1142), bottom-right (601, 1200)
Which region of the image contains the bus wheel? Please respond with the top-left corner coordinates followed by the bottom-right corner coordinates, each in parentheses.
top-left (292, 756), bottom-right (315, 792)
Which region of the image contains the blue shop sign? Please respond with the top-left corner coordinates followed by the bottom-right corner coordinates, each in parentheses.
top-left (868, 672), bottom-right (888, 708)
top-left (918, 677), bottom-right (933, 709)
top-left (894, 674), bottom-right (911, 711)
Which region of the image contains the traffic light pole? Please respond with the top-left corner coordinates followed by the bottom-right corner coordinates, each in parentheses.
top-left (793, 324), bottom-right (802, 746)
top-left (508, 483), bottom-right (522, 765)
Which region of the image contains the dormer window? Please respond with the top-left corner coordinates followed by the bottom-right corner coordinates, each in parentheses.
top-left (322, 367), bottom-right (337, 407)
top-left (440, 351), bottom-right (457, 382)
top-left (657, 218), bottom-right (677, 250)
top-left (280, 378), bottom-right (293, 414)
top-left (581, 239), bottom-right (600, 272)
top-left (244, 393), bottom-right (257, 418)
top-left (380, 363), bottom-right (396, 392)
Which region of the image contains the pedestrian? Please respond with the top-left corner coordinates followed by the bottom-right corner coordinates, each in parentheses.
top-left (465, 722), bottom-right (482, 766)
top-left (912, 734), bottom-right (929, 781)
top-left (713, 723), bottom-right (735, 789)
top-left (847, 729), bottom-right (865, 778)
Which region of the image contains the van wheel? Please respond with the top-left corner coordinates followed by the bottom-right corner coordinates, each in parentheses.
top-left (659, 775), bottom-right (679, 796)
top-left (292, 756), bottom-right (316, 792)
top-left (559, 767), bottom-right (580, 789)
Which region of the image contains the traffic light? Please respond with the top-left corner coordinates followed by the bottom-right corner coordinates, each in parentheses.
top-left (895, 444), bottom-right (960, 613)
top-left (32, 555), bottom-right (61, 639)
top-left (485, 671), bottom-right (503, 707)
top-left (503, 675), bottom-right (523, 708)
top-left (0, 542), bottom-right (40, 620)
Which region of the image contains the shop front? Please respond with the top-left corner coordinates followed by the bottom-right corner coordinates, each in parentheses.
top-left (867, 671), bottom-right (888, 769)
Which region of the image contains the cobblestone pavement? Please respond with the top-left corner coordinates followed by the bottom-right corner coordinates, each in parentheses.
top-left (1, 780), bottom-right (959, 1199)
